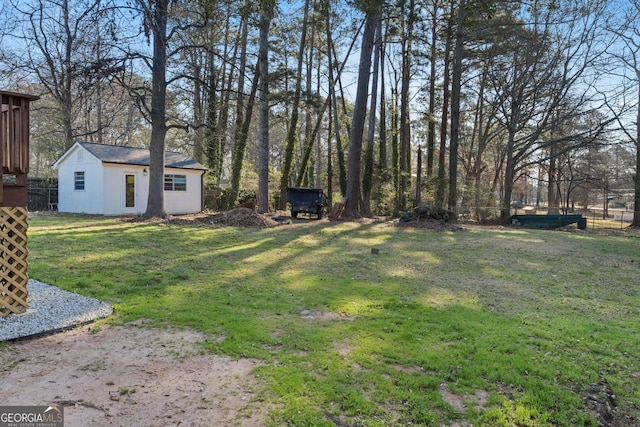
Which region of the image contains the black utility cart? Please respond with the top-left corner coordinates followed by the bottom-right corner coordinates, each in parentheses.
top-left (286, 187), bottom-right (327, 219)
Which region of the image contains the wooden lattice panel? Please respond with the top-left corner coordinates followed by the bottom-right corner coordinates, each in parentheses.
top-left (0, 207), bottom-right (28, 316)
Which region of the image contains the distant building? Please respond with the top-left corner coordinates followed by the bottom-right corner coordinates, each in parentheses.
top-left (53, 142), bottom-right (206, 215)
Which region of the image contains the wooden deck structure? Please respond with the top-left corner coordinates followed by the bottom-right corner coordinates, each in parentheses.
top-left (0, 90), bottom-right (38, 317)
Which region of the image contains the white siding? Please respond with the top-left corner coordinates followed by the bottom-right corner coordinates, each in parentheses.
top-left (102, 165), bottom-right (147, 216)
top-left (56, 145), bottom-right (104, 214)
top-left (56, 143), bottom-right (204, 215)
top-left (163, 168), bottom-right (203, 215)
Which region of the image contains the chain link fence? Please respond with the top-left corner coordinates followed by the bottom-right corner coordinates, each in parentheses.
top-left (27, 179), bottom-right (58, 211)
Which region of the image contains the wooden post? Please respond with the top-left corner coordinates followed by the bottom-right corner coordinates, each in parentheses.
top-left (0, 90), bottom-right (38, 316)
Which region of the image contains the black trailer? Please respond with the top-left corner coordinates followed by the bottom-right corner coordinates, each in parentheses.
top-left (286, 187), bottom-right (327, 219)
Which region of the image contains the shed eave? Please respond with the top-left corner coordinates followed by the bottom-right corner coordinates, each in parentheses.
top-left (52, 141), bottom-right (101, 169)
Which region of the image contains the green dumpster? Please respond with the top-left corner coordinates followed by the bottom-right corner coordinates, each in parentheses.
top-left (509, 214), bottom-right (584, 229)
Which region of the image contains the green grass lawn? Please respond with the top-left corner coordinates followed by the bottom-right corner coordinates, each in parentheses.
top-left (26, 214), bottom-right (640, 426)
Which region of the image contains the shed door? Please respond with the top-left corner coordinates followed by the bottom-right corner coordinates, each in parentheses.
top-left (125, 174), bottom-right (135, 208)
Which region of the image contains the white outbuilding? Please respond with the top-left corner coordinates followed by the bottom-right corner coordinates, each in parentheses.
top-left (53, 142), bottom-right (206, 215)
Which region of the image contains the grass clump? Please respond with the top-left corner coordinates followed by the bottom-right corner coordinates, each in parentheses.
top-left (27, 214), bottom-right (640, 426)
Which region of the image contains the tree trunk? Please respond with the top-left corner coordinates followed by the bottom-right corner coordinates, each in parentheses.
top-left (314, 55), bottom-right (324, 189)
top-left (448, 0), bottom-right (466, 218)
top-left (391, 87), bottom-right (400, 206)
top-left (333, 28), bottom-right (371, 204)
top-left (501, 132), bottom-right (516, 223)
top-left (257, 2), bottom-right (273, 214)
top-left (95, 28), bottom-right (104, 145)
top-left (144, 0), bottom-right (169, 219)
top-left (399, 0), bottom-right (415, 211)
top-left (302, 14), bottom-right (316, 188)
top-left (61, 0), bottom-right (74, 149)
top-left (501, 85), bottom-right (522, 224)
top-left (464, 65), bottom-right (488, 210)
top-left (228, 67), bottom-right (260, 208)
top-left (633, 73), bottom-right (640, 227)
top-left (205, 63), bottom-right (220, 183)
top-left (415, 145), bottom-right (422, 205)
top-left (297, 99), bottom-right (329, 187)
top-left (297, 5), bottom-right (362, 189)
top-left (325, 5), bottom-right (347, 197)
top-left (234, 15), bottom-right (249, 154)
top-left (426, 2), bottom-right (438, 178)
top-left (362, 18), bottom-right (381, 216)
top-left (280, 0), bottom-right (310, 208)
top-left (603, 176), bottom-right (609, 219)
top-left (436, 3), bottom-right (453, 208)
top-left (547, 148), bottom-right (559, 214)
top-left (224, 15), bottom-right (250, 209)
top-left (214, 12), bottom-right (239, 187)
top-left (345, 8), bottom-right (378, 217)
top-left (193, 58), bottom-right (204, 164)
top-left (378, 24), bottom-right (388, 179)
top-left (327, 101), bottom-right (334, 208)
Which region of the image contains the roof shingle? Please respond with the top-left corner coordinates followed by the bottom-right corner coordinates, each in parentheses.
top-left (78, 142), bottom-right (206, 170)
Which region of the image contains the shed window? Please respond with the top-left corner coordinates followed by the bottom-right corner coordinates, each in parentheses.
top-left (164, 174), bottom-right (186, 191)
top-left (74, 171), bottom-right (85, 191)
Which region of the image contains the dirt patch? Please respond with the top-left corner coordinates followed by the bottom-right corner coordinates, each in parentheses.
top-left (0, 324), bottom-right (265, 427)
top-left (583, 377), bottom-right (618, 427)
top-left (439, 382), bottom-right (488, 426)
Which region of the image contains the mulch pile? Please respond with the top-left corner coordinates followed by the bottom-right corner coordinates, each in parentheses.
top-left (166, 208), bottom-right (279, 228)
top-left (135, 208), bottom-right (465, 231)
top-left (395, 217), bottom-right (467, 232)
top-left (215, 208), bottom-right (280, 228)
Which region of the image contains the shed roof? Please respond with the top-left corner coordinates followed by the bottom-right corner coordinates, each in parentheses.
top-left (60, 142), bottom-right (206, 170)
